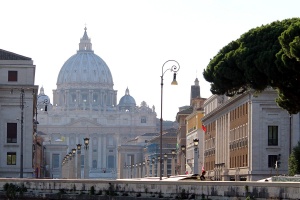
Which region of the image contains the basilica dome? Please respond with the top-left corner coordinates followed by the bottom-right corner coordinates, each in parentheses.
top-left (118, 88), bottom-right (136, 110)
top-left (37, 86), bottom-right (50, 110)
top-left (56, 27), bottom-right (113, 89)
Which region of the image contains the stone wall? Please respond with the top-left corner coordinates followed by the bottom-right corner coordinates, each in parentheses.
top-left (0, 178), bottom-right (299, 199)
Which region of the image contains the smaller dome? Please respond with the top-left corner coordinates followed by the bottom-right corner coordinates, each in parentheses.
top-left (37, 87), bottom-right (50, 108)
top-left (119, 88), bottom-right (136, 108)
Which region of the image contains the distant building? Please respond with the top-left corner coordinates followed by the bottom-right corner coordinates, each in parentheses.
top-left (118, 132), bottom-right (159, 179)
top-left (145, 128), bottom-right (177, 177)
top-left (0, 49), bottom-right (38, 178)
top-left (202, 89), bottom-right (300, 181)
top-left (176, 78), bottom-right (206, 175)
top-left (37, 28), bottom-right (157, 178)
top-left (176, 106), bottom-right (193, 174)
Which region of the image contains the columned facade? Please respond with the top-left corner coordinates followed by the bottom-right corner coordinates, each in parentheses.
top-left (37, 28), bottom-right (156, 179)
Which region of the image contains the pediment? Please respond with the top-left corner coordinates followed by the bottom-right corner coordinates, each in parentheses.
top-left (67, 117), bottom-right (101, 127)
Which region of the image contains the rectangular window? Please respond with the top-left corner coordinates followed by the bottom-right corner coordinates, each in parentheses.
top-left (268, 155), bottom-right (277, 168)
top-left (7, 152), bottom-right (16, 165)
top-left (92, 160), bottom-right (97, 169)
top-left (8, 71), bottom-right (18, 81)
top-left (7, 123), bottom-right (17, 143)
top-left (52, 154), bottom-right (59, 169)
top-left (81, 155), bottom-right (84, 167)
top-left (107, 155), bottom-right (114, 168)
top-left (268, 126), bottom-right (278, 146)
top-left (141, 116), bottom-right (147, 123)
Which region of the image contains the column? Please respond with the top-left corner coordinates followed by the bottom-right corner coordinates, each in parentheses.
top-left (163, 154), bottom-right (168, 177)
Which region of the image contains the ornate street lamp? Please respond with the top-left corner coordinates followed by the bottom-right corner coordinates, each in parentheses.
top-left (181, 145), bottom-right (186, 152)
top-left (171, 149), bottom-right (176, 176)
top-left (146, 159), bottom-right (150, 177)
top-left (83, 138), bottom-right (90, 178)
top-left (160, 60), bottom-right (180, 180)
top-left (84, 138), bottom-right (89, 150)
top-left (71, 148), bottom-right (76, 178)
top-left (180, 145), bottom-right (186, 174)
top-left (139, 162), bottom-right (142, 178)
top-left (193, 138), bottom-right (199, 174)
top-left (164, 153), bottom-right (168, 177)
top-left (76, 144), bottom-right (82, 179)
top-left (67, 152), bottom-right (72, 179)
top-left (152, 157), bottom-right (155, 177)
top-left (142, 161), bottom-right (146, 177)
top-left (157, 156), bottom-right (161, 178)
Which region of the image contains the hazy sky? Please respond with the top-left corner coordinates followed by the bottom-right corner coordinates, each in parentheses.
top-left (1, 0), bottom-right (299, 120)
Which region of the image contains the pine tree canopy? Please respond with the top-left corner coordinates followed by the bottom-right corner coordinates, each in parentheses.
top-left (203, 18), bottom-right (300, 114)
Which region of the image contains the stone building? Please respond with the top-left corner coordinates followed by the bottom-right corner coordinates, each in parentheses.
top-left (176, 78), bottom-right (206, 175)
top-left (202, 89), bottom-right (300, 181)
top-left (0, 49), bottom-right (38, 178)
top-left (37, 28), bottom-right (157, 178)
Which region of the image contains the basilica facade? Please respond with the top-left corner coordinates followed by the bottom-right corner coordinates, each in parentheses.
top-left (37, 28), bottom-right (157, 178)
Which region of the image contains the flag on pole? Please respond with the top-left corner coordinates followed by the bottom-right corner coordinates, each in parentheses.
top-left (202, 124), bottom-right (207, 132)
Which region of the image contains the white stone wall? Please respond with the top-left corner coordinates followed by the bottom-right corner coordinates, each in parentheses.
top-left (0, 178), bottom-right (299, 199)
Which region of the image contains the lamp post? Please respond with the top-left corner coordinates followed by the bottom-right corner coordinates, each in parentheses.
top-left (157, 156), bottom-right (161, 178)
top-left (10, 87), bottom-right (38, 178)
top-left (83, 138), bottom-right (89, 179)
top-left (164, 153), bottom-right (168, 177)
top-left (61, 157), bottom-right (65, 178)
top-left (72, 148), bottom-right (76, 178)
top-left (76, 144), bottom-right (82, 179)
top-left (139, 163), bottom-right (142, 178)
top-left (160, 60), bottom-right (180, 180)
top-left (152, 157), bottom-right (155, 177)
top-left (193, 139), bottom-right (199, 174)
top-left (181, 145), bottom-right (186, 174)
top-left (68, 152), bottom-right (73, 178)
top-left (171, 149), bottom-right (176, 176)
top-left (142, 161), bottom-right (146, 177)
top-left (64, 156), bottom-right (68, 178)
top-left (66, 154), bottom-right (70, 178)
top-left (146, 160), bottom-right (150, 177)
